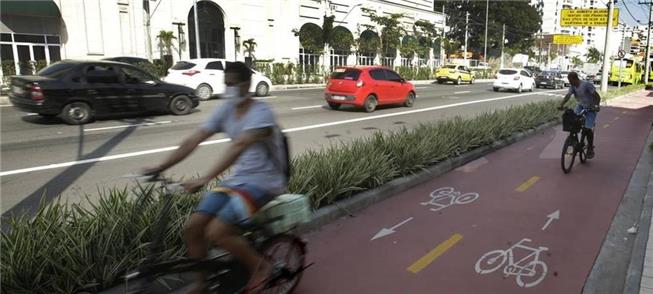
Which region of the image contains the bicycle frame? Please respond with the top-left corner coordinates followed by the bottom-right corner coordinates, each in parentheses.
top-left (501, 239), bottom-right (548, 277)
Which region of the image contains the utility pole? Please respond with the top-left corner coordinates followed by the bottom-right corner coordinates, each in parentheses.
top-left (644, 1), bottom-right (653, 83)
top-left (619, 24), bottom-right (626, 88)
top-left (500, 24), bottom-right (506, 69)
top-left (465, 11), bottom-right (469, 64)
top-left (484, 0), bottom-right (489, 63)
top-left (193, 0), bottom-right (201, 58)
top-left (442, 4), bottom-right (446, 65)
top-left (539, 30), bottom-right (543, 66)
top-left (600, 0), bottom-right (614, 92)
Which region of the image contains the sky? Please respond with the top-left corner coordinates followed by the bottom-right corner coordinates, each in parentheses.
top-left (617, 0), bottom-right (651, 27)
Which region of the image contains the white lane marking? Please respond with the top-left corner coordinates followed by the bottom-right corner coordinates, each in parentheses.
top-left (25, 113), bottom-right (38, 116)
top-left (454, 85), bottom-right (470, 88)
top-left (84, 121), bottom-right (172, 132)
top-left (0, 104), bottom-right (13, 108)
top-left (454, 91), bottom-right (471, 94)
top-left (254, 96), bottom-right (277, 100)
top-left (291, 105), bottom-right (324, 110)
top-left (415, 86), bottom-right (430, 89)
top-left (0, 90), bottom-right (562, 177)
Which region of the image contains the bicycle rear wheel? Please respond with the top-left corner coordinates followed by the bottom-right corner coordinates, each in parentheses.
top-left (561, 135), bottom-right (577, 174)
top-left (259, 234), bottom-right (306, 294)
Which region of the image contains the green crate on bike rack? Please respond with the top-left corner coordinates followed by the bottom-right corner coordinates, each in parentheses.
top-left (253, 194), bottom-right (312, 234)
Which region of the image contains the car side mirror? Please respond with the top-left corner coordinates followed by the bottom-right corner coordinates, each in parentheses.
top-left (400, 78), bottom-right (406, 83)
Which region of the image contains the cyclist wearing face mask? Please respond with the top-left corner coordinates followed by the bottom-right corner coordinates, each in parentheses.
top-left (144, 61), bottom-right (287, 293)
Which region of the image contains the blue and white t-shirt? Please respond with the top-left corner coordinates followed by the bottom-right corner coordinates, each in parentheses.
top-left (567, 80), bottom-right (597, 107)
top-left (201, 100), bottom-right (286, 195)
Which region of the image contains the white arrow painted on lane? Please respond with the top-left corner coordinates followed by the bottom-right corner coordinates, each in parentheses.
top-left (371, 217), bottom-right (414, 241)
top-left (541, 210), bottom-right (560, 231)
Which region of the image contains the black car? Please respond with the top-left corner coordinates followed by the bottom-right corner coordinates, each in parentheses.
top-left (9, 60), bottom-right (199, 125)
top-left (535, 71), bottom-right (565, 89)
top-left (103, 56), bottom-right (151, 66)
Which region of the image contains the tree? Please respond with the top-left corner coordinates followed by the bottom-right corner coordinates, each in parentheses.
top-left (361, 8), bottom-right (405, 57)
top-left (156, 30), bottom-right (176, 57)
top-left (434, 1), bottom-right (542, 57)
top-left (572, 56), bottom-right (584, 66)
top-left (443, 38), bottom-right (461, 58)
top-left (585, 47), bottom-right (602, 63)
top-left (243, 38), bottom-right (257, 60)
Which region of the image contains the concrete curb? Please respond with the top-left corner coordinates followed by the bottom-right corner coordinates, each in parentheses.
top-left (270, 79), bottom-right (495, 91)
top-left (296, 119), bottom-right (559, 235)
top-left (623, 126), bottom-right (653, 294)
top-left (0, 95), bottom-right (9, 106)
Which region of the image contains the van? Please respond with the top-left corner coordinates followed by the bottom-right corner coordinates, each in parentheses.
top-left (609, 59), bottom-right (643, 85)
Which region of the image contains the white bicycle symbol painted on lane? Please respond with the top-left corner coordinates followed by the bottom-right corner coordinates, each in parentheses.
top-left (475, 238), bottom-right (549, 288)
top-left (420, 187), bottom-right (479, 211)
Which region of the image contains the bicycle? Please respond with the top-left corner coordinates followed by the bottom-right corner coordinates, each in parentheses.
top-left (122, 174), bottom-right (310, 294)
top-left (420, 187), bottom-right (479, 212)
top-left (474, 238), bottom-right (548, 288)
top-left (560, 107), bottom-right (591, 174)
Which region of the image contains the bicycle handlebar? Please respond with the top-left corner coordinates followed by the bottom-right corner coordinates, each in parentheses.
top-left (122, 174), bottom-right (185, 193)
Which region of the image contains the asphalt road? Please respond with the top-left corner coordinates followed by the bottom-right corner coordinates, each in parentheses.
top-left (1, 82), bottom-right (569, 216)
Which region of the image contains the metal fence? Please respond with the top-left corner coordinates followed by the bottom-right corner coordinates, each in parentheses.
top-left (381, 57), bottom-right (395, 68)
top-left (357, 55), bottom-right (375, 66)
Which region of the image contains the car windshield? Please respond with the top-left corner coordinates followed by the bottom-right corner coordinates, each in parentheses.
top-left (37, 62), bottom-right (76, 78)
top-left (171, 61), bottom-right (196, 70)
top-left (330, 68), bottom-right (361, 80)
top-left (499, 69), bottom-right (518, 75)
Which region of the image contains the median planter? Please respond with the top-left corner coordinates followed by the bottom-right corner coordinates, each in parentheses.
top-left (5, 84), bottom-right (639, 294)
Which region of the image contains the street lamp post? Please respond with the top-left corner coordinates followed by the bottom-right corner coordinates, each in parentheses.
top-left (193, 0), bottom-right (200, 58)
top-left (484, 0), bottom-right (489, 63)
top-left (172, 21), bottom-right (186, 60)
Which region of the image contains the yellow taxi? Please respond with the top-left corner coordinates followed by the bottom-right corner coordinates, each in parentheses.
top-left (435, 64), bottom-right (475, 85)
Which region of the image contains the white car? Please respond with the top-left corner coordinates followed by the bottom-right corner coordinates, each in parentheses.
top-left (492, 68), bottom-right (536, 93)
top-left (163, 58), bottom-right (272, 100)
top-left (560, 71), bottom-right (571, 86)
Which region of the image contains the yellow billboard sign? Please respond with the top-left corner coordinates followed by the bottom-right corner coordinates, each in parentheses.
top-left (553, 35), bottom-right (583, 45)
top-left (560, 8), bottom-right (619, 27)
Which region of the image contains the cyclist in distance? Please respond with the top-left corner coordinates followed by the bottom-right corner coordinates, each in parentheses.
top-left (558, 71), bottom-right (601, 159)
top-left (144, 61), bottom-right (288, 293)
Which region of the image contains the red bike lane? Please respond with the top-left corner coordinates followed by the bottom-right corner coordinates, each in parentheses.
top-left (295, 100), bottom-right (653, 294)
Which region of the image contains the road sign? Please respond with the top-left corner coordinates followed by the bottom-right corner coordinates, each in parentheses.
top-left (618, 50), bottom-right (625, 59)
top-left (560, 8), bottom-right (619, 27)
top-left (553, 35), bottom-right (583, 45)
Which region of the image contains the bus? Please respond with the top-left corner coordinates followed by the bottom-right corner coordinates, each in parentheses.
top-left (609, 58), bottom-right (643, 85)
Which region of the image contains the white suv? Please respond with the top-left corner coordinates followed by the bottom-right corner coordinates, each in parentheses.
top-left (163, 58), bottom-right (272, 100)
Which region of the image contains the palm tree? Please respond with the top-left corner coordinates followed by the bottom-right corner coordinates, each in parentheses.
top-left (585, 47), bottom-right (602, 63)
top-left (243, 38), bottom-right (257, 60)
top-left (156, 30), bottom-right (176, 57)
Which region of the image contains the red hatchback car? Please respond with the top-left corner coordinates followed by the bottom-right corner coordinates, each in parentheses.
top-left (324, 66), bottom-right (416, 112)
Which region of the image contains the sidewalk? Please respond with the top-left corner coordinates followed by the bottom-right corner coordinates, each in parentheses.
top-left (293, 91), bottom-right (653, 293)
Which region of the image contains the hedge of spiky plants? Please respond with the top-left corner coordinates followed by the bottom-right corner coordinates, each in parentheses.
top-left (601, 83), bottom-right (645, 101)
top-left (0, 99), bottom-right (578, 293)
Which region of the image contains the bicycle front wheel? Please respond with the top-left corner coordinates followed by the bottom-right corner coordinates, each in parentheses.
top-left (260, 234), bottom-right (306, 294)
top-left (561, 135), bottom-right (577, 174)
top-left (579, 134), bottom-right (588, 163)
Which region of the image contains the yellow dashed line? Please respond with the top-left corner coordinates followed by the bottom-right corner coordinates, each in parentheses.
top-left (407, 234), bottom-right (463, 274)
top-left (515, 176), bottom-right (541, 192)
top-left (603, 124), bottom-right (610, 129)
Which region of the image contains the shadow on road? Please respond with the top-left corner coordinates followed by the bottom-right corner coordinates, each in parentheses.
top-left (1, 118), bottom-right (145, 232)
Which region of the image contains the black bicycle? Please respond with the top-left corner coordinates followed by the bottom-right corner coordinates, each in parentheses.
top-left (122, 174), bottom-right (309, 294)
top-left (560, 107), bottom-right (591, 174)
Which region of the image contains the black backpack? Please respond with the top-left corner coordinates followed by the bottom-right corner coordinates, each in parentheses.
top-left (266, 127), bottom-right (291, 183)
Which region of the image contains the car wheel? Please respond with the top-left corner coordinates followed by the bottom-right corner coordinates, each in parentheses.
top-left (195, 83), bottom-right (213, 100)
top-left (328, 102), bottom-right (341, 110)
top-left (530, 82), bottom-right (535, 92)
top-left (493, 87), bottom-right (499, 92)
top-left (404, 92), bottom-right (416, 107)
top-left (469, 77), bottom-right (474, 84)
top-left (437, 80), bottom-right (444, 84)
top-left (169, 95), bottom-right (193, 115)
top-left (60, 102), bottom-right (93, 125)
top-left (255, 82), bottom-right (270, 97)
top-left (516, 84), bottom-right (522, 93)
top-left (364, 95), bottom-right (377, 113)
top-left (455, 77), bottom-right (462, 85)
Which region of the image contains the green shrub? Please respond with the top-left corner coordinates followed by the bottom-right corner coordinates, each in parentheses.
top-left (271, 63), bottom-right (286, 85)
top-left (34, 60), bottom-right (48, 73)
top-left (416, 67), bottom-right (431, 80)
top-left (601, 84), bottom-right (645, 101)
top-left (2, 60), bottom-right (16, 87)
top-left (135, 60), bottom-right (168, 78)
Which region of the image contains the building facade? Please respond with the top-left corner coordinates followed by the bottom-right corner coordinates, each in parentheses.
top-left (0, 0), bottom-right (445, 80)
top-left (531, 0), bottom-right (624, 65)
